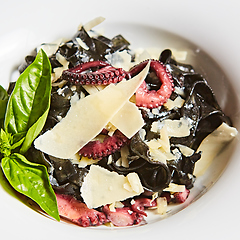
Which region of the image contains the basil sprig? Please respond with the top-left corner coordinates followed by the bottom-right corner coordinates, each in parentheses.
top-left (0, 49), bottom-right (60, 221)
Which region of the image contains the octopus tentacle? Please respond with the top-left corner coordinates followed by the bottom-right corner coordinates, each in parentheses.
top-left (172, 188), bottom-right (190, 203)
top-left (160, 188), bottom-right (190, 203)
top-left (79, 130), bottom-right (129, 159)
top-left (55, 193), bottom-right (108, 227)
top-left (62, 60), bottom-right (129, 85)
top-left (102, 204), bottom-right (144, 227)
top-left (131, 198), bottom-right (157, 216)
top-left (129, 59), bottom-right (174, 109)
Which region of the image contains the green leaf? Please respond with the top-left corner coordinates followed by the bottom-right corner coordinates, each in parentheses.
top-left (4, 49), bottom-right (51, 152)
top-left (1, 153), bottom-right (60, 221)
top-left (20, 105), bottom-right (49, 154)
top-left (11, 137), bottom-right (25, 151)
top-left (0, 85), bottom-right (9, 129)
top-left (0, 129), bottom-right (13, 157)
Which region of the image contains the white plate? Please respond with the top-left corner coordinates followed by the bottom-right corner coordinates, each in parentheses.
top-left (0, 1), bottom-right (240, 239)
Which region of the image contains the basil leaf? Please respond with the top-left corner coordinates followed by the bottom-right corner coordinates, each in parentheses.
top-left (0, 85), bottom-right (9, 129)
top-left (11, 137), bottom-right (25, 151)
top-left (20, 106), bottom-right (49, 154)
top-left (1, 153), bottom-right (60, 221)
top-left (4, 49), bottom-right (51, 152)
top-left (0, 166), bottom-right (20, 199)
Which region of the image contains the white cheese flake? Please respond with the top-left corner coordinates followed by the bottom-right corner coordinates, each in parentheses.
top-left (76, 38), bottom-right (89, 50)
top-left (83, 16), bottom-right (106, 32)
top-left (147, 139), bottom-right (162, 150)
top-left (159, 125), bottom-right (171, 152)
top-left (139, 128), bottom-right (146, 140)
top-left (163, 183), bottom-right (186, 193)
top-left (109, 203), bottom-right (116, 212)
top-left (108, 201), bottom-right (124, 212)
top-left (163, 117), bottom-right (192, 138)
top-left (164, 96), bottom-right (185, 110)
top-left (146, 136), bottom-right (176, 163)
top-left (105, 122), bottom-right (117, 136)
top-left (56, 116), bottom-right (62, 121)
top-left (126, 172), bottom-right (143, 193)
top-left (151, 121), bottom-right (161, 133)
top-left (176, 144), bottom-right (194, 157)
top-left (51, 53), bottom-right (69, 82)
top-left (152, 108), bottom-right (159, 115)
top-left (174, 86), bottom-right (185, 97)
top-left (81, 165), bottom-right (144, 209)
top-left (194, 122), bottom-right (238, 176)
top-left (156, 197), bottom-right (168, 215)
top-left (110, 101), bottom-right (145, 138)
top-left (37, 39), bottom-right (63, 56)
top-left (107, 155), bottom-right (113, 165)
top-left (70, 93), bottom-right (80, 105)
top-left (148, 148), bottom-right (167, 164)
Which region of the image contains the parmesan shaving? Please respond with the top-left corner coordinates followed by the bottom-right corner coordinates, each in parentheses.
top-left (163, 183), bottom-right (186, 193)
top-left (163, 117), bottom-right (192, 137)
top-left (51, 53), bottom-right (69, 82)
top-left (110, 101), bottom-right (145, 138)
top-left (37, 39), bottom-right (62, 57)
top-left (156, 197), bottom-right (168, 215)
top-left (164, 96), bottom-right (185, 110)
top-left (194, 122), bottom-right (238, 177)
top-left (83, 16), bottom-right (106, 32)
top-left (176, 144), bottom-right (194, 157)
top-left (81, 165), bottom-right (144, 208)
top-left (76, 38), bottom-right (89, 50)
